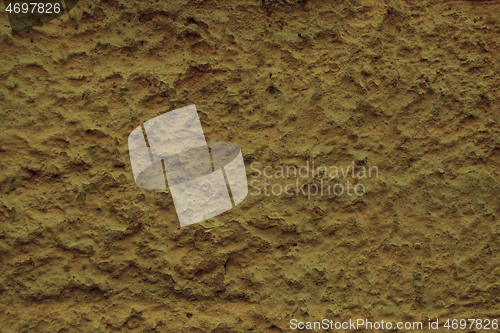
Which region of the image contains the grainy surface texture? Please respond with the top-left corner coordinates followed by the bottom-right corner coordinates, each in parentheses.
top-left (1, 0), bottom-right (500, 332)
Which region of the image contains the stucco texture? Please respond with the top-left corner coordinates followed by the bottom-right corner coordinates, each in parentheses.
top-left (1, 0), bottom-right (500, 331)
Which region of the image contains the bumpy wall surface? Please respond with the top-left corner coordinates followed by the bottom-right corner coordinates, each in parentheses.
top-left (1, 0), bottom-right (500, 331)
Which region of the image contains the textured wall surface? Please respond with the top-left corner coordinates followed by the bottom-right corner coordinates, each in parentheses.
top-left (1, 0), bottom-right (500, 331)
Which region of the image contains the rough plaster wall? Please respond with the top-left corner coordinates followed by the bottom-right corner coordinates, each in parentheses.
top-left (1, 0), bottom-right (500, 331)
